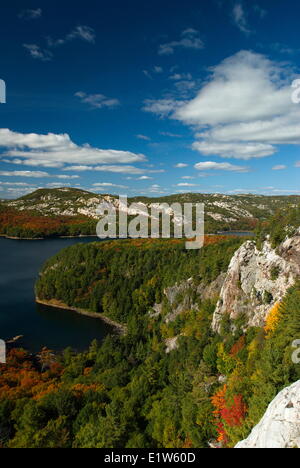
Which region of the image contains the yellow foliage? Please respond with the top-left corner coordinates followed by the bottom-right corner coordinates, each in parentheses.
top-left (264, 301), bottom-right (283, 336)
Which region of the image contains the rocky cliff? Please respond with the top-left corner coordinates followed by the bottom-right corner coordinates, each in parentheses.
top-left (236, 380), bottom-right (300, 448)
top-left (212, 234), bottom-right (300, 332)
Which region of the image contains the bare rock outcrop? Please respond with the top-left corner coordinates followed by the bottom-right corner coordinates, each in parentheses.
top-left (212, 236), bottom-right (300, 332)
top-left (162, 274), bottom-right (226, 324)
top-left (236, 380), bottom-right (300, 448)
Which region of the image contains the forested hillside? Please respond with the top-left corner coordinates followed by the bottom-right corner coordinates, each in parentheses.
top-left (0, 205), bottom-right (97, 239)
top-left (1, 187), bottom-right (300, 238)
top-left (1, 230), bottom-right (300, 448)
top-left (36, 237), bottom-right (241, 323)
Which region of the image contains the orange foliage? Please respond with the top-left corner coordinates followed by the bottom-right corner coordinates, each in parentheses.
top-left (230, 336), bottom-right (245, 356)
top-left (0, 207), bottom-right (90, 237)
top-left (211, 385), bottom-right (227, 442)
top-left (71, 383), bottom-right (105, 396)
top-left (0, 349), bottom-right (63, 401)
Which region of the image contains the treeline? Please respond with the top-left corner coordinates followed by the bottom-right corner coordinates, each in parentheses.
top-left (255, 203), bottom-right (300, 248)
top-left (36, 237), bottom-right (243, 324)
top-left (0, 206), bottom-right (97, 239)
top-left (1, 282), bottom-right (299, 447)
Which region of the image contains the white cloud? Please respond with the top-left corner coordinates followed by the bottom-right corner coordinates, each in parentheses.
top-left (176, 183), bottom-right (197, 187)
top-left (23, 44), bottom-right (53, 61)
top-left (24, 25), bottom-right (96, 61)
top-left (19, 9), bottom-right (42, 20)
top-left (143, 70), bottom-right (152, 79)
top-left (0, 187), bottom-right (38, 197)
top-left (0, 129), bottom-right (146, 168)
top-left (159, 131), bottom-right (182, 138)
top-left (0, 182), bottom-right (31, 186)
top-left (63, 165), bottom-right (164, 175)
top-left (3, 158), bottom-right (64, 168)
top-left (136, 134), bottom-right (151, 141)
top-left (272, 165), bottom-right (287, 170)
top-left (0, 170), bottom-right (80, 180)
top-left (55, 175), bottom-right (79, 180)
top-left (192, 141), bottom-right (276, 160)
top-left (92, 183), bottom-right (128, 189)
top-left (169, 73), bottom-right (193, 81)
top-left (94, 165), bottom-right (146, 174)
top-left (138, 176), bottom-right (153, 180)
top-left (143, 66), bottom-right (163, 80)
top-left (253, 4), bottom-right (267, 19)
top-left (148, 184), bottom-right (166, 194)
top-left (232, 4), bottom-right (251, 35)
top-left (47, 26), bottom-right (96, 47)
top-left (174, 80), bottom-right (196, 94)
top-left (75, 92), bottom-right (120, 109)
top-left (175, 51), bottom-right (292, 126)
top-left (269, 43), bottom-right (299, 56)
top-left (151, 50), bottom-right (300, 160)
top-left (158, 29), bottom-right (204, 55)
top-left (295, 161), bottom-right (300, 167)
top-left (143, 99), bottom-right (184, 118)
top-left (63, 165), bottom-right (93, 172)
top-left (0, 171), bottom-right (50, 178)
top-left (174, 163), bottom-right (188, 168)
top-left (194, 161), bottom-right (250, 172)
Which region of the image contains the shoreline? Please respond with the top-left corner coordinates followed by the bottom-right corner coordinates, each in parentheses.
top-left (0, 232), bottom-right (253, 241)
top-left (36, 297), bottom-right (127, 335)
top-left (0, 234), bottom-right (98, 241)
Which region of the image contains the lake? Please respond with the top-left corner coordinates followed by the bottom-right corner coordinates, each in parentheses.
top-left (0, 237), bottom-right (114, 353)
top-left (217, 231), bottom-right (254, 237)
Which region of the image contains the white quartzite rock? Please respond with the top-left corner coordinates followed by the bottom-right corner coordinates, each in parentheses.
top-left (212, 236), bottom-right (300, 332)
top-left (236, 380), bottom-right (300, 448)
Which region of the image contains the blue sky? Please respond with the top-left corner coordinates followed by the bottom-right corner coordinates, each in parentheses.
top-left (0, 0), bottom-right (300, 198)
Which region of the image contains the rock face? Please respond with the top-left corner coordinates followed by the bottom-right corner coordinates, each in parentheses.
top-left (152, 274), bottom-right (226, 326)
top-left (212, 235), bottom-right (300, 332)
top-left (236, 381), bottom-right (300, 448)
top-left (150, 275), bottom-right (226, 354)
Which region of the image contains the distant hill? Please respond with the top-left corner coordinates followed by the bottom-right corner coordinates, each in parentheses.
top-left (1, 187), bottom-right (300, 238)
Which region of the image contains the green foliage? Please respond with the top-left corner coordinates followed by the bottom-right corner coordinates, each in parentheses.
top-left (1, 234), bottom-right (300, 449)
top-left (255, 203), bottom-right (300, 248)
top-left (270, 266), bottom-right (281, 281)
top-left (36, 238), bottom-right (242, 323)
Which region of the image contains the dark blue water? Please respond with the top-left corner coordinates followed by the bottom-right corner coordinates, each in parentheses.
top-left (0, 237), bottom-right (113, 352)
top-left (217, 231), bottom-right (254, 237)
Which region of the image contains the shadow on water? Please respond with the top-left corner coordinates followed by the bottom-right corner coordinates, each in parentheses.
top-left (0, 237), bottom-right (114, 352)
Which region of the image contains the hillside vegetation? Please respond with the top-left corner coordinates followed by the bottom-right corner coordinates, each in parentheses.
top-left (36, 237), bottom-right (242, 324)
top-left (0, 233), bottom-right (299, 448)
top-left (1, 187), bottom-right (300, 238)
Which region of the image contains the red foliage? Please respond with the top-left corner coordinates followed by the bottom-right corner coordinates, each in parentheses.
top-left (0, 207), bottom-right (90, 237)
top-left (211, 385), bottom-right (247, 444)
top-left (230, 336), bottom-right (245, 356)
top-left (220, 395), bottom-right (247, 428)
